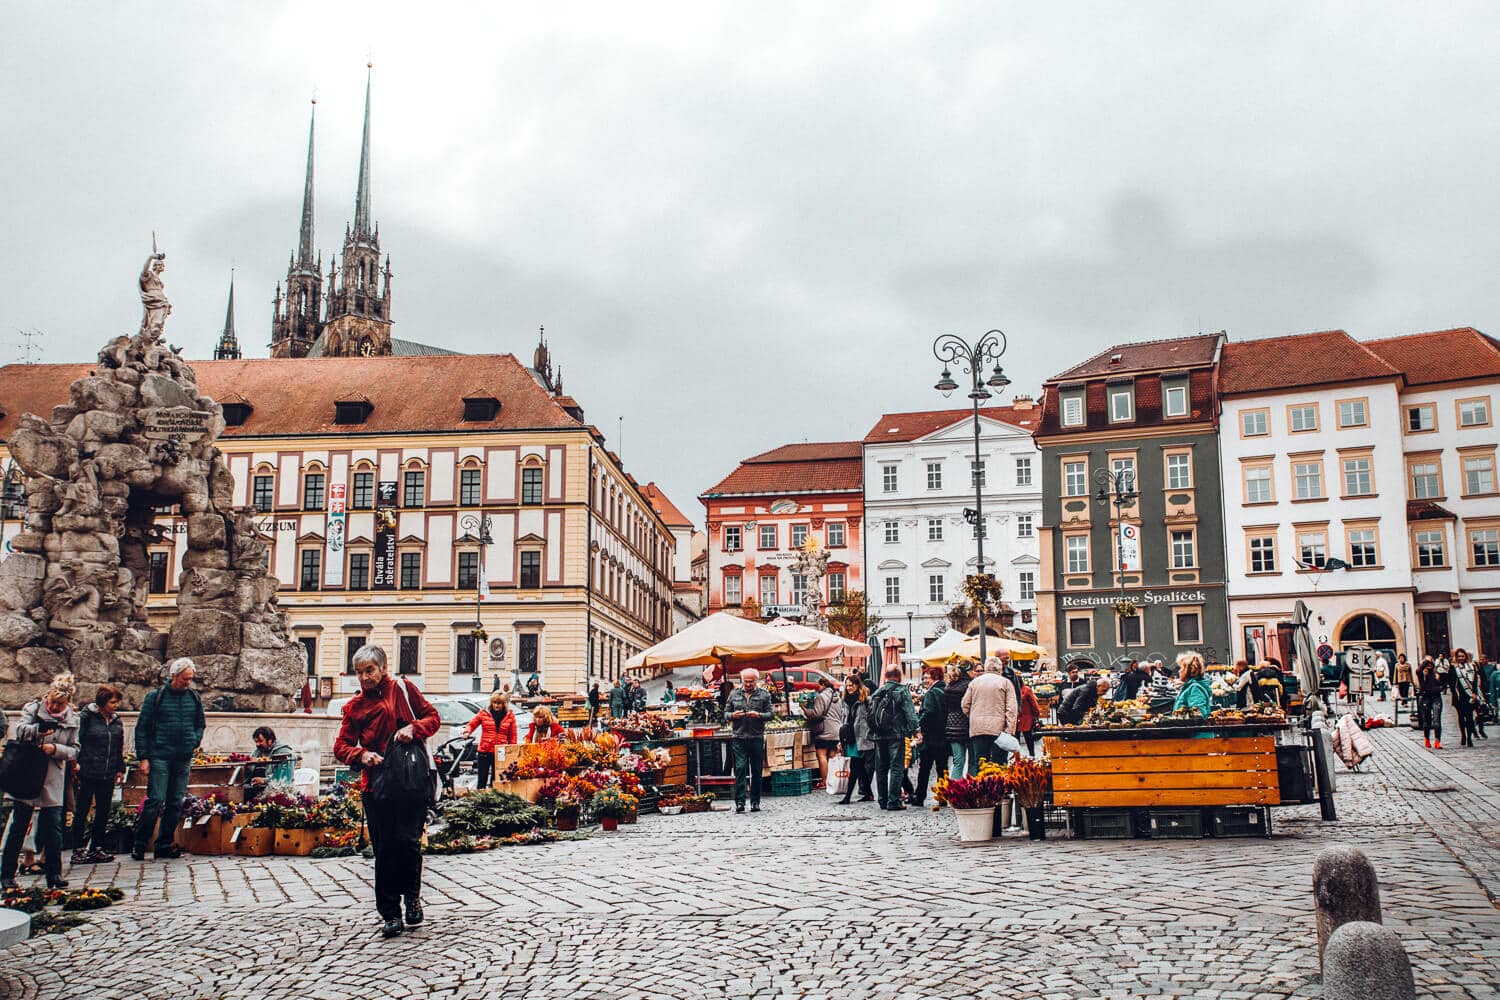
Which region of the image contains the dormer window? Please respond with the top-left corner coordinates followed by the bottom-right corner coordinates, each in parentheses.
top-left (335, 399), bottom-right (373, 425)
top-left (1108, 384), bottom-right (1134, 423)
top-left (222, 402), bottom-right (252, 427)
top-left (462, 395), bottom-right (500, 422)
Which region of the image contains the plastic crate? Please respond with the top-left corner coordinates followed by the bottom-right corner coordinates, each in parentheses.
top-left (1142, 808), bottom-right (1205, 839)
top-left (1076, 808), bottom-right (1136, 839)
top-left (1210, 806), bottom-right (1270, 838)
top-left (769, 768), bottom-right (815, 796)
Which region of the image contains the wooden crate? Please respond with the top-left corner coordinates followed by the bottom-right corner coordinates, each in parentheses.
top-left (1046, 734), bottom-right (1280, 808)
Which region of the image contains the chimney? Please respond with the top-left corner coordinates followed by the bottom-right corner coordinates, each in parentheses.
top-left (1010, 394), bottom-right (1035, 411)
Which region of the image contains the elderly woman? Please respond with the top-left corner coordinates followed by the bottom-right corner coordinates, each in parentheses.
top-left (463, 690), bottom-right (519, 789)
top-left (2, 673), bottom-right (81, 890)
top-left (962, 656), bottom-right (1018, 771)
top-left (803, 674), bottom-right (844, 790)
top-left (1173, 652), bottom-right (1213, 719)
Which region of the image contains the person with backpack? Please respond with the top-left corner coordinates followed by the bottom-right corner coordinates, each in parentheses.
top-left (869, 664), bottom-right (919, 810)
top-left (1, 673), bottom-right (79, 890)
top-left (334, 644), bottom-right (441, 938)
top-left (131, 658), bottom-right (205, 863)
top-left (911, 666), bottom-right (949, 807)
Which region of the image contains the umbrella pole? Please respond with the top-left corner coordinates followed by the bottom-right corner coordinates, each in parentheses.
top-left (782, 660), bottom-right (791, 715)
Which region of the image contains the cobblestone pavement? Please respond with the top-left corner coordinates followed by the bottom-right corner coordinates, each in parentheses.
top-left (3, 709), bottom-right (1499, 1000)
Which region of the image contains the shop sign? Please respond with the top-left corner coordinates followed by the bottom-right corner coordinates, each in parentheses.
top-left (1060, 588), bottom-right (1208, 610)
top-left (1119, 522), bottom-right (1141, 573)
top-left (324, 482), bottom-right (346, 587)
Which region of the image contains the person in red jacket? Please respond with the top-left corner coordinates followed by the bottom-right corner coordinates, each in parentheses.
top-left (333, 644), bottom-right (440, 938)
top-left (1016, 680), bottom-right (1044, 757)
top-left (525, 705), bottom-right (565, 743)
top-left (463, 691), bottom-right (518, 788)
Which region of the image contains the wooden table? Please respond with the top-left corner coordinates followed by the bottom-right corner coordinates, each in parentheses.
top-left (1045, 726), bottom-right (1284, 809)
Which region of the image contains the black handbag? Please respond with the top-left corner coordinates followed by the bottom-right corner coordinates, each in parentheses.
top-left (0, 740), bottom-right (48, 801)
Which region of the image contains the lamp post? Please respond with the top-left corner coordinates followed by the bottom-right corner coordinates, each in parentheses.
top-left (933, 329), bottom-right (1012, 665)
top-left (458, 512), bottom-right (493, 693)
top-left (906, 609), bottom-right (914, 680)
top-left (1093, 468), bottom-right (1139, 662)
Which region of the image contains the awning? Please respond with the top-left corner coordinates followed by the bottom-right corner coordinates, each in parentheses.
top-left (624, 612), bottom-right (820, 675)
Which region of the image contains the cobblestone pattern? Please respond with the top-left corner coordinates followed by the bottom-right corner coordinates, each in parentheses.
top-left (2, 711), bottom-right (1498, 1000)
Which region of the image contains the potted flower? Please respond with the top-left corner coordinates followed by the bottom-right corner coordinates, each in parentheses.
top-left (1114, 598), bottom-right (1138, 618)
top-left (1006, 757), bottom-right (1053, 840)
top-left (933, 766), bottom-right (1010, 843)
top-left (590, 787), bottom-right (638, 832)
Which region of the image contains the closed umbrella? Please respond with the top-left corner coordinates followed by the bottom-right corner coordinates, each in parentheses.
top-left (1291, 600), bottom-right (1320, 696)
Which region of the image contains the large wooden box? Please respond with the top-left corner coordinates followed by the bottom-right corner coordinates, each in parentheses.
top-left (1046, 733), bottom-right (1280, 808)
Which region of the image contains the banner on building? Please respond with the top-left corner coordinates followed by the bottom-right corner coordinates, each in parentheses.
top-left (478, 559), bottom-right (490, 600)
top-left (324, 482), bottom-right (346, 587)
top-left (1119, 522), bottom-right (1141, 573)
top-left (373, 480), bottom-right (398, 589)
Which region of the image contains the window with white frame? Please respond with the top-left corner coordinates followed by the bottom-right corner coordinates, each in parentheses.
top-left (1349, 528), bottom-right (1378, 567)
top-left (1015, 456), bottom-right (1033, 486)
top-left (1167, 453), bottom-right (1192, 490)
top-left (1109, 387), bottom-right (1133, 422)
top-left (790, 523), bottom-right (808, 548)
top-left (970, 460), bottom-right (986, 489)
top-left (927, 518), bottom-right (943, 542)
top-left (884, 576), bottom-right (901, 604)
top-left (1245, 466), bottom-right (1273, 504)
top-left (1241, 410), bottom-right (1268, 436)
top-left (1293, 461), bottom-right (1323, 500)
top-left (1066, 535), bottom-right (1089, 574)
top-left (1464, 455), bottom-right (1496, 495)
top-left (1415, 529), bottom-right (1446, 568)
top-left (1249, 535), bottom-right (1276, 573)
top-left (1337, 399), bottom-right (1367, 428)
top-left (759, 524), bottom-right (777, 549)
top-left (723, 574), bottom-right (742, 604)
top-left (723, 526), bottom-right (741, 551)
top-left (1016, 514), bottom-right (1033, 538)
top-left (884, 521), bottom-right (900, 544)
top-left (759, 574), bottom-right (777, 607)
top-left (1062, 395), bottom-right (1084, 427)
top-left (1472, 528), bottom-right (1500, 567)
top-left (1018, 571), bottom-right (1035, 601)
top-left (1406, 405), bottom-right (1434, 432)
top-left (1459, 398), bottom-right (1490, 427)
top-left (928, 575), bottom-right (945, 603)
top-left (926, 462), bottom-right (943, 490)
top-left (826, 521), bottom-right (845, 547)
top-left (1110, 456), bottom-right (1136, 491)
top-left (1171, 530), bottom-right (1196, 569)
top-left (1342, 456), bottom-right (1373, 496)
top-left (1298, 531), bottom-right (1327, 568)
top-left (1290, 404), bottom-right (1319, 432)
top-left (1175, 610), bottom-right (1203, 644)
top-left (1164, 384), bottom-right (1188, 417)
top-left (791, 573), bottom-right (808, 606)
top-left (1411, 462), bottom-right (1441, 499)
top-left (827, 572), bottom-right (846, 603)
top-left (882, 464), bottom-right (898, 493)
top-left (1067, 614), bottom-right (1092, 647)
top-left (1064, 460), bottom-right (1087, 497)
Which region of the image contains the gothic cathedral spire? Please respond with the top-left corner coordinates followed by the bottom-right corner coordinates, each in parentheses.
top-left (271, 100), bottom-right (323, 358)
top-left (322, 64), bottom-right (394, 358)
top-left (214, 272), bottom-right (242, 360)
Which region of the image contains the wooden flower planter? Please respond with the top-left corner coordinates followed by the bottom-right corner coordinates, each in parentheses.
top-left (233, 827), bottom-right (274, 857)
top-left (493, 778), bottom-right (546, 803)
top-left (273, 828), bottom-right (320, 856)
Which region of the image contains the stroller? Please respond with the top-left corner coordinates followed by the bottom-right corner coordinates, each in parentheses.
top-left (431, 734), bottom-right (477, 797)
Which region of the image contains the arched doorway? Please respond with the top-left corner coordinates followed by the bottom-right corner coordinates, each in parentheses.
top-left (1337, 611), bottom-right (1399, 664)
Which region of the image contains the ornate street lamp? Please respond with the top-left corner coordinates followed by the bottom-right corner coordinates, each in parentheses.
top-left (1094, 468), bottom-right (1139, 658)
top-left (458, 512), bottom-right (494, 693)
top-left (933, 329), bottom-right (1012, 664)
top-left (0, 459), bottom-right (23, 562)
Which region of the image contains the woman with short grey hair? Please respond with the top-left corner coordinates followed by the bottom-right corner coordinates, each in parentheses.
top-left (2, 673), bottom-right (80, 889)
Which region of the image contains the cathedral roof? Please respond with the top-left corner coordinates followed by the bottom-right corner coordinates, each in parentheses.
top-left (303, 333), bottom-right (458, 358)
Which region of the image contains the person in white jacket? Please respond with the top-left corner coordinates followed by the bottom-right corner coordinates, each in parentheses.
top-left (961, 657), bottom-right (1018, 769)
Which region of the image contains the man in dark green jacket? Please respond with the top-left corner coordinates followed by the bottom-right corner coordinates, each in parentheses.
top-left (724, 668), bottom-right (775, 812)
top-left (131, 658), bottom-right (206, 861)
top-left (870, 665), bottom-right (919, 810)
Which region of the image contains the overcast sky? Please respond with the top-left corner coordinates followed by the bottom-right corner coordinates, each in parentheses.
top-left (6, 4), bottom-right (1499, 526)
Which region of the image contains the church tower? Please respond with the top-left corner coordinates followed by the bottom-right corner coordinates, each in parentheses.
top-left (214, 272), bottom-right (242, 360)
top-left (321, 66), bottom-right (394, 358)
top-left (271, 101), bottom-right (322, 358)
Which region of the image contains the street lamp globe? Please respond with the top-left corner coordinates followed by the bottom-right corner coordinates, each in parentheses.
top-left (986, 364), bottom-right (1011, 389)
top-left (935, 368), bottom-right (959, 396)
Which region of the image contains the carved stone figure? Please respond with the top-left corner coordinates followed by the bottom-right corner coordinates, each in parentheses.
top-left (792, 537), bottom-right (831, 630)
top-left (138, 252), bottom-right (171, 343)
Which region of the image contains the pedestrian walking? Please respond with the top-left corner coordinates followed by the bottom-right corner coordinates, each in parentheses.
top-left (1016, 679), bottom-right (1043, 757)
top-left (869, 664), bottom-right (919, 810)
top-left (836, 673), bottom-right (875, 804)
top-left (2, 673), bottom-right (79, 890)
top-left (962, 657), bottom-right (1018, 768)
top-left (131, 658), bottom-right (205, 862)
top-left (1372, 653), bottom-right (1391, 700)
top-left (333, 644), bottom-right (441, 938)
top-left (911, 667), bottom-right (949, 807)
top-left (1394, 654), bottom-right (1414, 700)
top-left (1416, 656), bottom-right (1445, 749)
top-left (943, 662), bottom-right (974, 777)
top-left (724, 668), bottom-right (774, 813)
top-left (463, 690), bottom-right (518, 789)
top-left (587, 682), bottom-right (601, 727)
top-left (1450, 648), bottom-right (1484, 747)
top-left (803, 675), bottom-right (843, 790)
top-left (69, 683), bottom-right (126, 864)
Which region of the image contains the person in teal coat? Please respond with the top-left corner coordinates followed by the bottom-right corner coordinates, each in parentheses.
top-left (1172, 652), bottom-right (1213, 719)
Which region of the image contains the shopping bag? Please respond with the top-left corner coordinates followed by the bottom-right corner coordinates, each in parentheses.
top-left (995, 732), bottom-right (1021, 755)
top-left (827, 764), bottom-right (850, 796)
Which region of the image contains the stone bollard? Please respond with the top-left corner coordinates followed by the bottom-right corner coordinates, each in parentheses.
top-left (1313, 845), bottom-right (1382, 964)
top-left (1322, 922), bottom-right (1415, 1000)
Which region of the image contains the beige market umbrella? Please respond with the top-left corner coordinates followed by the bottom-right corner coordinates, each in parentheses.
top-left (928, 632), bottom-right (1049, 665)
top-left (624, 612), bottom-right (819, 673)
top-left (767, 619), bottom-right (873, 664)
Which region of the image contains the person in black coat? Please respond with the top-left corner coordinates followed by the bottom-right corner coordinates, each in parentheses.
top-left (1116, 661), bottom-right (1151, 701)
top-left (68, 683), bottom-right (127, 864)
top-left (943, 664), bottom-right (974, 776)
top-left (1056, 678), bottom-right (1108, 725)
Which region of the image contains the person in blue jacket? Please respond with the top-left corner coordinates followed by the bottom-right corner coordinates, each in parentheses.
top-left (1172, 652), bottom-right (1213, 719)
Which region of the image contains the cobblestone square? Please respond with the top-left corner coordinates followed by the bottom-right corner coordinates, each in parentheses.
top-left (3, 720), bottom-right (1499, 1000)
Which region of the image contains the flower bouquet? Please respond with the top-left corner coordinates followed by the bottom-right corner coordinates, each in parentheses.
top-left (590, 787), bottom-right (639, 831)
top-left (934, 764), bottom-right (1010, 843)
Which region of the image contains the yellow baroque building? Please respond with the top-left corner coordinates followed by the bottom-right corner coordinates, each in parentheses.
top-left (0, 349), bottom-right (679, 703)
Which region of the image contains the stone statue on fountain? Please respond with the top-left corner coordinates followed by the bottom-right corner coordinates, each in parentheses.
top-left (792, 536), bottom-right (830, 630)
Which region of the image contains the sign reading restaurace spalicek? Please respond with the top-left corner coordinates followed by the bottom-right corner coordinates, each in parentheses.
top-left (1060, 587), bottom-right (1214, 609)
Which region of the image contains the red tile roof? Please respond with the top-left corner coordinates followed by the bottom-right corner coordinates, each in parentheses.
top-left (1364, 328), bottom-right (1500, 387)
top-left (1407, 500), bottom-right (1456, 521)
top-left (1049, 334), bottom-right (1222, 381)
top-left (641, 482), bottom-right (694, 528)
top-left (1219, 330), bottom-right (1400, 396)
top-left (701, 441), bottom-right (864, 498)
top-left (862, 401), bottom-right (1042, 443)
top-left (0, 354), bottom-right (586, 441)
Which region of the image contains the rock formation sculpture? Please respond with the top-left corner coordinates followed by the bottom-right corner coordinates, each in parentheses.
top-left (0, 263), bottom-right (305, 710)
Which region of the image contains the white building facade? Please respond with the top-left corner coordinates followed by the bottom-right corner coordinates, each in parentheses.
top-left (862, 401), bottom-right (1043, 657)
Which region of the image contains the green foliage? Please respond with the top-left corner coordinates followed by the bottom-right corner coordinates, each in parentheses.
top-left (439, 790), bottom-right (548, 837)
top-left (589, 786), bottom-right (638, 819)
